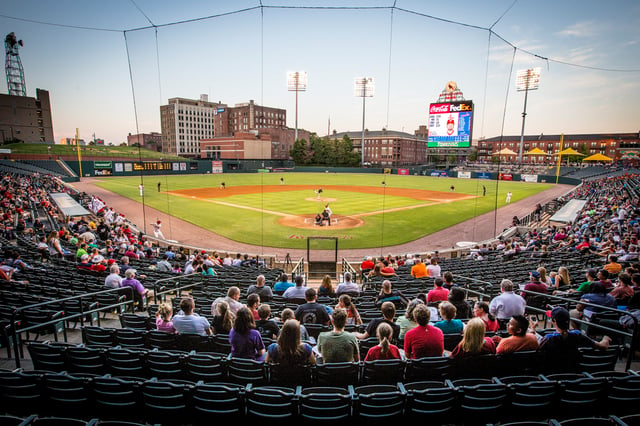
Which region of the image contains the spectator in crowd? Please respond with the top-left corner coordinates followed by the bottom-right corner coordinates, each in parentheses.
top-left (493, 315), bottom-right (539, 354)
top-left (229, 307), bottom-right (265, 361)
top-left (404, 304), bottom-right (444, 359)
top-left (317, 308), bottom-right (360, 363)
top-left (411, 257), bottom-right (428, 278)
top-left (317, 274), bottom-right (336, 297)
top-left (551, 266), bottom-right (571, 292)
top-left (121, 268), bottom-right (148, 311)
top-left (265, 319), bottom-right (315, 366)
top-left (295, 288), bottom-right (331, 326)
top-left (273, 272), bottom-right (294, 294)
top-left (570, 282), bottom-right (617, 327)
top-left (604, 254), bottom-right (623, 275)
top-left (489, 279), bottom-right (526, 323)
top-left (538, 307), bottom-right (611, 373)
top-left (375, 280), bottom-right (409, 308)
top-left (450, 317), bottom-right (496, 357)
top-left (610, 273), bottom-right (635, 305)
top-left (355, 301), bottom-right (401, 342)
top-left (442, 271), bottom-right (456, 289)
top-left (173, 298), bottom-right (212, 336)
top-left (360, 256), bottom-right (375, 277)
top-left (255, 304), bottom-right (280, 340)
top-left (155, 302), bottom-right (176, 334)
top-left (246, 274), bottom-right (274, 302)
top-left (427, 257), bottom-right (442, 277)
top-left (396, 298), bottom-right (424, 339)
top-left (335, 294), bottom-right (362, 325)
top-left (473, 301), bottom-right (500, 332)
top-left (427, 277), bottom-right (450, 303)
top-left (211, 286), bottom-right (244, 316)
top-left (434, 301), bottom-right (464, 334)
top-left (364, 322), bottom-right (402, 361)
top-left (104, 263), bottom-right (122, 289)
top-left (246, 293), bottom-right (261, 321)
top-left (283, 275), bottom-right (307, 300)
top-left (449, 287), bottom-right (471, 319)
top-left (211, 300), bottom-right (235, 335)
top-left (570, 268), bottom-right (599, 294)
top-left (336, 272), bottom-right (360, 295)
top-left (281, 308), bottom-right (311, 343)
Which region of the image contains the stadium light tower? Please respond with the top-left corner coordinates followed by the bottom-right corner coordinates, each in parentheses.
top-left (287, 71), bottom-right (307, 142)
top-left (516, 67), bottom-right (541, 163)
top-left (355, 77), bottom-right (374, 166)
top-left (4, 32), bottom-right (26, 97)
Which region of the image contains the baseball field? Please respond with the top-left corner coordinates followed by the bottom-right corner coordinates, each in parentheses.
top-left (92, 172), bottom-right (553, 250)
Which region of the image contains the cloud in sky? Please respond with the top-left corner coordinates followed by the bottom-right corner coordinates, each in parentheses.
top-left (555, 21), bottom-right (598, 38)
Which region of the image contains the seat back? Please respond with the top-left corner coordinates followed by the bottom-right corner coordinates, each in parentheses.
top-left (245, 385), bottom-right (298, 420)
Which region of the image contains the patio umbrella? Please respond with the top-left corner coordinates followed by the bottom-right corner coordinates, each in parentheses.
top-left (493, 148), bottom-right (517, 156)
top-left (555, 147), bottom-right (585, 156)
top-left (583, 153), bottom-right (613, 162)
top-left (525, 147), bottom-right (546, 156)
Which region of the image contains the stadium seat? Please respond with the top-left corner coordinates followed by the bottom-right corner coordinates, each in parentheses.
top-left (245, 385), bottom-right (299, 421)
top-left (299, 386), bottom-right (354, 424)
top-left (402, 380), bottom-right (457, 422)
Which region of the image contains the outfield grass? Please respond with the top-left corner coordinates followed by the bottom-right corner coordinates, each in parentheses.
top-left (93, 173), bottom-right (552, 249)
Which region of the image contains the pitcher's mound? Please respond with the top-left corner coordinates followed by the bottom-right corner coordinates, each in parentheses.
top-left (279, 214), bottom-right (364, 229)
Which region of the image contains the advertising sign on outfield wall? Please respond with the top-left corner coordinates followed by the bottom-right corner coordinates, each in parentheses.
top-left (398, 169), bottom-right (409, 175)
top-left (458, 171), bottom-right (471, 179)
top-left (521, 174), bottom-right (538, 182)
top-left (211, 161), bottom-right (223, 174)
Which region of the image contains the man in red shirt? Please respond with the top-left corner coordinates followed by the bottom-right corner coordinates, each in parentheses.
top-left (427, 278), bottom-right (450, 303)
top-left (404, 304), bottom-right (444, 359)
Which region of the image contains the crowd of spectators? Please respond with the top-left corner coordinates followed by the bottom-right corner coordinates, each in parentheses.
top-left (0, 170), bottom-right (639, 377)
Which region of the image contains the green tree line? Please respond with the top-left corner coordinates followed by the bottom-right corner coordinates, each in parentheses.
top-left (289, 134), bottom-right (361, 166)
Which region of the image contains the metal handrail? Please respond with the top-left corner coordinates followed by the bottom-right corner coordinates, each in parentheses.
top-left (9, 286), bottom-right (136, 368)
top-left (291, 257), bottom-right (304, 279)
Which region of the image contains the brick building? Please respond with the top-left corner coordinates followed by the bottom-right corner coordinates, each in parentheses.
top-left (329, 129), bottom-right (428, 167)
top-left (0, 88), bottom-right (54, 143)
top-left (477, 133), bottom-right (640, 163)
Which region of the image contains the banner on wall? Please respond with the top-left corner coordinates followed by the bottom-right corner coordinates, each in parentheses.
top-left (397, 169), bottom-right (409, 175)
top-left (212, 161), bottom-right (223, 174)
top-left (430, 170), bottom-right (449, 177)
top-left (114, 163), bottom-right (123, 173)
top-left (521, 174), bottom-right (538, 182)
top-left (476, 172), bottom-right (491, 179)
top-left (499, 173), bottom-right (513, 181)
top-left (457, 171), bottom-right (471, 179)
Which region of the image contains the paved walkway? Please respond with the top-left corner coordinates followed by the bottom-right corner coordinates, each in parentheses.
top-left (69, 179), bottom-right (574, 261)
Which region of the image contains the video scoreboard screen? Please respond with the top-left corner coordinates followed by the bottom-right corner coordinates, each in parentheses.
top-left (428, 100), bottom-right (473, 148)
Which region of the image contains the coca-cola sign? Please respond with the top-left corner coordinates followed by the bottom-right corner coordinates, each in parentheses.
top-left (429, 103), bottom-right (450, 114)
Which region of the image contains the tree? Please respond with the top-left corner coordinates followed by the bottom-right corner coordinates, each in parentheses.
top-left (290, 138), bottom-right (311, 165)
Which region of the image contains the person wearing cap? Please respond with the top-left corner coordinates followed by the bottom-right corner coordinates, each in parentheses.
top-left (489, 279), bottom-right (526, 323)
top-left (522, 271), bottom-right (548, 298)
top-left (90, 255), bottom-right (107, 273)
top-left (538, 306), bottom-right (611, 373)
top-left (121, 268), bottom-right (149, 311)
top-left (570, 269), bottom-right (599, 294)
top-left (152, 220), bottom-right (165, 240)
top-left (570, 282), bottom-right (616, 327)
top-left (77, 254), bottom-right (92, 271)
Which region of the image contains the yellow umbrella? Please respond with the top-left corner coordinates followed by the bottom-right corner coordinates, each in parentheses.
top-left (493, 148), bottom-right (517, 156)
top-left (583, 153), bottom-right (613, 162)
top-left (555, 147), bottom-right (584, 156)
top-left (525, 147), bottom-right (546, 155)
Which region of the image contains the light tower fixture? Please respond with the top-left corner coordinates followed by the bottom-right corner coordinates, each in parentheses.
top-left (516, 67), bottom-right (541, 163)
top-left (354, 77), bottom-right (374, 167)
top-left (287, 71), bottom-right (307, 142)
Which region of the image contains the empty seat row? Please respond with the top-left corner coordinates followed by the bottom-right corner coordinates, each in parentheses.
top-left (2, 369), bottom-right (640, 425)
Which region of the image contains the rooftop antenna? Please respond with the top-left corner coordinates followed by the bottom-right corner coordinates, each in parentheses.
top-left (4, 32), bottom-right (26, 97)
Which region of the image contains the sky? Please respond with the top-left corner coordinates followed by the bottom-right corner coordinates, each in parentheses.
top-left (1, 0), bottom-right (639, 145)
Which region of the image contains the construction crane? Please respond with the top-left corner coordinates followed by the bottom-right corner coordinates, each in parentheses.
top-left (5, 32), bottom-right (26, 97)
